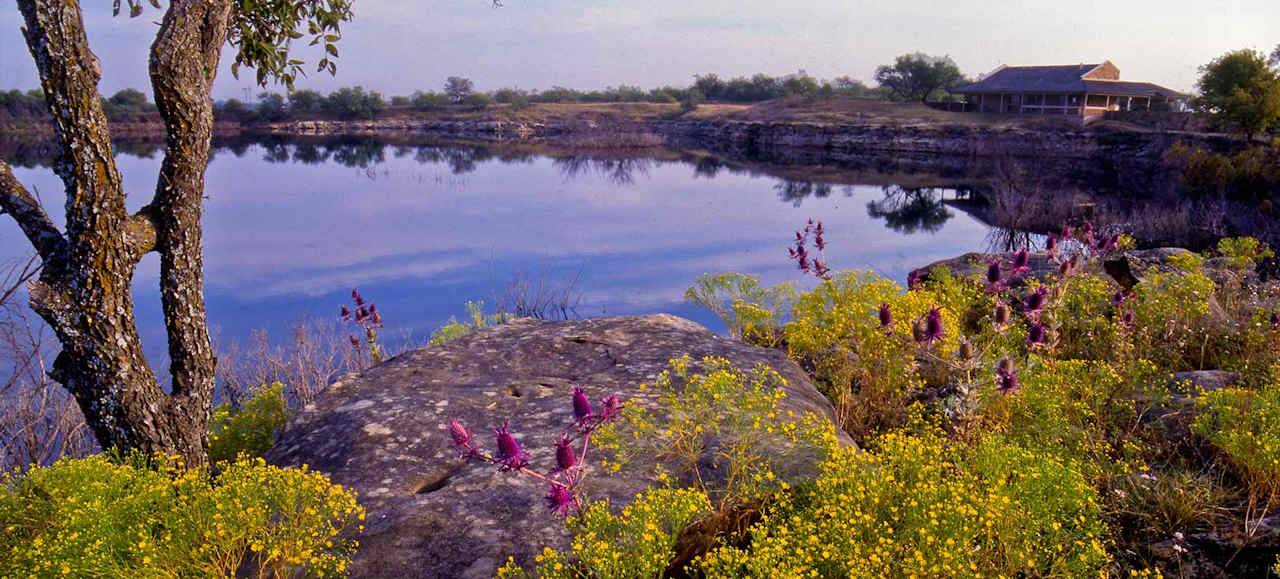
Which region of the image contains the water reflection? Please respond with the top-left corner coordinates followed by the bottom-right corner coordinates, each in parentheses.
top-left (865, 186), bottom-right (953, 235)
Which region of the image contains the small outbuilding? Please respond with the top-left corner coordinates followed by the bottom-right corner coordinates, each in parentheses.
top-left (950, 61), bottom-right (1188, 120)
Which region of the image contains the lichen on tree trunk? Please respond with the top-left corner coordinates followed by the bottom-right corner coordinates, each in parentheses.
top-left (0, 0), bottom-right (235, 466)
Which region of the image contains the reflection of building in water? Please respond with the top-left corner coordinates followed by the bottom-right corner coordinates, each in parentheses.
top-left (950, 61), bottom-right (1189, 121)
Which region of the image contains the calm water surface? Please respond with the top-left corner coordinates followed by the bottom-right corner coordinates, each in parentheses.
top-left (0, 140), bottom-right (997, 363)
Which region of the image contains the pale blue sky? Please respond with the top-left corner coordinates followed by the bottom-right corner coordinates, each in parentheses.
top-left (1, 1), bottom-right (1276, 100)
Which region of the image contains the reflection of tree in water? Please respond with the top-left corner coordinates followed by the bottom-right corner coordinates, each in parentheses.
top-left (327, 139), bottom-right (386, 168)
top-left (553, 156), bottom-right (653, 185)
top-left (775, 180), bottom-right (836, 207)
top-left (865, 186), bottom-right (953, 234)
top-left (292, 143), bottom-right (330, 165)
top-left (691, 156), bottom-right (726, 179)
top-left (984, 226), bottom-right (1037, 253)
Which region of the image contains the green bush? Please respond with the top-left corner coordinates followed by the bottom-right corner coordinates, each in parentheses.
top-left (497, 488), bottom-right (711, 579)
top-left (1193, 377), bottom-right (1280, 495)
top-left (697, 430), bottom-right (1110, 578)
top-left (209, 381), bottom-right (290, 464)
top-left (0, 454), bottom-right (363, 577)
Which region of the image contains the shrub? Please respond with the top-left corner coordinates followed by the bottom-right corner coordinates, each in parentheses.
top-left (428, 300), bottom-right (511, 346)
top-left (496, 488), bottom-right (711, 579)
top-left (323, 86), bottom-right (385, 120)
top-left (209, 381), bottom-right (290, 464)
top-left (1193, 379), bottom-right (1280, 496)
top-left (0, 454), bottom-right (364, 577)
top-left (463, 92), bottom-right (492, 111)
top-left (697, 430), bottom-right (1110, 578)
top-left (411, 90), bottom-right (451, 111)
top-left (596, 356), bottom-right (835, 510)
top-left (684, 273), bottom-right (797, 347)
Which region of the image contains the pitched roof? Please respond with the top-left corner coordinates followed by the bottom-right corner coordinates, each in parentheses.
top-left (952, 64), bottom-right (1102, 93)
top-left (952, 63), bottom-right (1187, 98)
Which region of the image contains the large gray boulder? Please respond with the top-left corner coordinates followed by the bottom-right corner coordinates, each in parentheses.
top-left (266, 314), bottom-right (848, 578)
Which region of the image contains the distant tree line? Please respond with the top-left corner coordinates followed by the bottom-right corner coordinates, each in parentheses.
top-left (2, 88), bottom-right (158, 122)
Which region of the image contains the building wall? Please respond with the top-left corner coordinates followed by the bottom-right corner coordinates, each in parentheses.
top-left (1083, 62), bottom-right (1120, 80)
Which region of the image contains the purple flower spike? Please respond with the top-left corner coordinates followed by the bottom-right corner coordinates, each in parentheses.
top-left (340, 305), bottom-right (351, 319)
top-left (996, 359), bottom-right (1019, 395)
top-left (878, 303), bottom-right (893, 329)
top-left (1061, 225), bottom-right (1072, 239)
top-left (986, 260), bottom-right (1002, 286)
top-left (449, 420), bottom-right (472, 447)
top-left (352, 288), bottom-right (364, 307)
top-left (1046, 235), bottom-right (1058, 253)
top-left (1271, 311), bottom-right (1280, 330)
top-left (1026, 322), bottom-right (1046, 348)
top-left (600, 394), bottom-right (623, 421)
top-left (1111, 290), bottom-right (1128, 308)
top-left (923, 306), bottom-right (943, 343)
top-left (546, 484), bottom-right (577, 517)
top-left (1024, 287), bottom-right (1047, 316)
top-left (908, 269), bottom-right (922, 291)
top-left (1012, 248), bottom-right (1029, 273)
top-left (572, 387), bottom-right (593, 422)
top-left (554, 434), bottom-right (577, 472)
top-left (494, 422), bottom-right (529, 471)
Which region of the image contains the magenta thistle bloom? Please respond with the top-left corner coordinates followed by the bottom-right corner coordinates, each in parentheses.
top-left (813, 221), bottom-right (826, 251)
top-left (907, 269), bottom-right (922, 291)
top-left (878, 303), bottom-right (893, 328)
top-left (449, 420), bottom-right (472, 447)
top-left (1011, 248), bottom-right (1029, 274)
top-left (572, 387), bottom-right (593, 422)
top-left (923, 306), bottom-right (943, 343)
top-left (1026, 322), bottom-right (1046, 348)
top-left (1046, 235), bottom-right (1057, 253)
top-left (494, 422), bottom-right (529, 471)
top-left (996, 359), bottom-right (1019, 395)
top-left (600, 394), bottom-right (623, 421)
top-left (352, 288), bottom-right (365, 307)
top-left (1061, 225), bottom-right (1072, 239)
top-left (1023, 287), bottom-right (1047, 316)
top-left (986, 260), bottom-right (1002, 286)
top-left (1121, 310), bottom-right (1136, 328)
top-left (1271, 311), bottom-right (1280, 330)
top-left (554, 434), bottom-right (577, 472)
top-left (545, 483), bottom-right (577, 517)
top-left (340, 305), bottom-right (351, 319)
top-left (1111, 290), bottom-right (1128, 308)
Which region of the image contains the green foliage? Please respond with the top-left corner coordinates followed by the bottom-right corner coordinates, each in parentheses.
top-left (100, 88), bottom-right (156, 121)
top-left (411, 90), bottom-right (452, 111)
top-left (1216, 236), bottom-right (1275, 269)
top-left (496, 488), bottom-right (711, 579)
top-left (462, 92), bottom-right (492, 111)
top-left (0, 453), bottom-right (364, 577)
top-left (444, 76), bottom-right (475, 103)
top-left (492, 88), bottom-right (531, 109)
top-left (598, 356), bottom-right (836, 510)
top-left (696, 430), bottom-right (1110, 578)
top-left (428, 300), bottom-right (511, 346)
top-left (683, 273), bottom-right (797, 347)
top-left (982, 358), bottom-right (1159, 478)
top-left (784, 270), bottom-right (964, 440)
top-left (254, 92), bottom-right (289, 122)
top-left (874, 53), bottom-right (967, 102)
top-left (1193, 378), bottom-right (1280, 494)
top-left (1165, 141), bottom-right (1280, 204)
top-left (1195, 49), bottom-right (1280, 138)
top-left (679, 89), bottom-right (703, 114)
top-left (209, 382), bottom-right (290, 464)
top-left (323, 86), bottom-right (385, 120)
top-left (115, 0), bottom-right (353, 90)
top-left (288, 89), bottom-right (326, 115)
top-left (1128, 268), bottom-right (1217, 369)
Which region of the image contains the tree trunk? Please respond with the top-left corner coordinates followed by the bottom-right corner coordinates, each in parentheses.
top-left (0, 0), bottom-right (232, 466)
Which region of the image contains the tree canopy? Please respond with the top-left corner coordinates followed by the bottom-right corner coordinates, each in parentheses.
top-left (1195, 48), bottom-right (1280, 139)
top-left (873, 53), bottom-right (966, 103)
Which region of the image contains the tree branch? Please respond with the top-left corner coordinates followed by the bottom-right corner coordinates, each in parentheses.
top-left (18, 0), bottom-right (129, 249)
top-left (0, 159), bottom-right (66, 264)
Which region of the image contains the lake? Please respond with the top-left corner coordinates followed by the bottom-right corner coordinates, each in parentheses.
top-left (1, 137), bottom-right (1058, 366)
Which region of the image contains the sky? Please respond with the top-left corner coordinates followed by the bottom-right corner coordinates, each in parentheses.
top-left (1, 1), bottom-right (1277, 100)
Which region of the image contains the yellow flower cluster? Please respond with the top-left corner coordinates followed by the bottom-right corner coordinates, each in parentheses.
top-left (0, 454), bottom-right (364, 577)
top-left (696, 430), bottom-right (1110, 578)
top-left (497, 488), bottom-right (710, 578)
top-left (1193, 378), bottom-right (1280, 493)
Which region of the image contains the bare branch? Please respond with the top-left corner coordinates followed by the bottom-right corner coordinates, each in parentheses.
top-left (0, 160), bottom-right (66, 263)
top-left (0, 255), bottom-right (40, 308)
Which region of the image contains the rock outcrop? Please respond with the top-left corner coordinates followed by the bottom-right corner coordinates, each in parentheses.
top-left (266, 314), bottom-right (848, 578)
